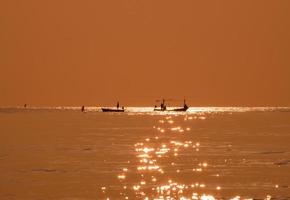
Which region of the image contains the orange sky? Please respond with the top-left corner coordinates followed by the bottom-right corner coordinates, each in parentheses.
top-left (1, 0), bottom-right (289, 106)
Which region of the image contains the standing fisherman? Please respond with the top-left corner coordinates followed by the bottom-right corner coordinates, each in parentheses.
top-left (183, 99), bottom-right (188, 110)
top-left (117, 102), bottom-right (120, 109)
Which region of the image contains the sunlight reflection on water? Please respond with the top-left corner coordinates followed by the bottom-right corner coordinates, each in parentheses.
top-left (98, 111), bottom-right (281, 199)
top-left (1, 107), bottom-right (290, 199)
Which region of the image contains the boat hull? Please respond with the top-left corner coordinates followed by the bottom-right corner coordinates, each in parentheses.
top-left (171, 107), bottom-right (188, 112)
top-left (154, 108), bottom-right (166, 111)
top-left (102, 108), bottom-right (125, 112)
top-left (153, 107), bottom-right (188, 112)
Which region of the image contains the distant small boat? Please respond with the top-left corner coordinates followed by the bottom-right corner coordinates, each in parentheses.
top-left (102, 108), bottom-right (125, 112)
top-left (155, 107), bottom-right (188, 112)
top-left (154, 99), bottom-right (189, 112)
top-left (102, 101), bottom-right (125, 112)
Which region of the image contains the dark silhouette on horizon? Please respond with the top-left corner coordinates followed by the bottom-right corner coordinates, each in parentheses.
top-left (154, 98), bottom-right (189, 112)
top-left (102, 101), bottom-right (125, 112)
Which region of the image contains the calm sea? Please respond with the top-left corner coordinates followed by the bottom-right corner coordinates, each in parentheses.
top-left (0, 107), bottom-right (290, 199)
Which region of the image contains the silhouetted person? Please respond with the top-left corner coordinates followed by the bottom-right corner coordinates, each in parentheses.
top-left (81, 106), bottom-right (85, 112)
top-left (183, 99), bottom-right (188, 109)
top-left (117, 102), bottom-right (120, 109)
top-left (161, 99), bottom-right (166, 111)
top-left (24, 104), bottom-right (27, 108)
top-left (184, 103), bottom-right (188, 109)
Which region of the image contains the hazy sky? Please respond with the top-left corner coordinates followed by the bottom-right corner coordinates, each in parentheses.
top-left (1, 0), bottom-right (289, 106)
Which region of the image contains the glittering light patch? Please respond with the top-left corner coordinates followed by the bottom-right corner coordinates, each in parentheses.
top-left (201, 195), bottom-right (216, 200)
top-left (117, 174), bottom-right (126, 179)
top-left (133, 185), bottom-right (140, 191)
top-left (230, 196), bottom-right (241, 200)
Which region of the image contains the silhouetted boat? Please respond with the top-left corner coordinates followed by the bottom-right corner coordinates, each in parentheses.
top-left (102, 108), bottom-right (125, 112)
top-left (102, 101), bottom-right (125, 112)
top-left (154, 99), bottom-right (189, 112)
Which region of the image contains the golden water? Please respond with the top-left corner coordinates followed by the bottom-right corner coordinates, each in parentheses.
top-left (0, 107), bottom-right (290, 199)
